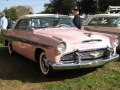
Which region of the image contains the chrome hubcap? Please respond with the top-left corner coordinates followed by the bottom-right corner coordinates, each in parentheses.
top-left (8, 43), bottom-right (12, 54)
top-left (40, 52), bottom-right (49, 75)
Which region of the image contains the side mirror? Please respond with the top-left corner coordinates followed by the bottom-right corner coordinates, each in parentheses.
top-left (31, 27), bottom-right (34, 30)
top-left (29, 27), bottom-right (34, 33)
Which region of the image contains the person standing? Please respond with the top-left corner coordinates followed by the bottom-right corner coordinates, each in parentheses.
top-left (0, 13), bottom-right (8, 29)
top-left (7, 18), bottom-right (13, 29)
top-left (72, 9), bottom-right (82, 29)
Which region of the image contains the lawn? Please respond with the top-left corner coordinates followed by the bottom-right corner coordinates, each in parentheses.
top-left (0, 43), bottom-right (120, 90)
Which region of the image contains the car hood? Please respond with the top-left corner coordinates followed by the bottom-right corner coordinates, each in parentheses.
top-left (34, 28), bottom-right (110, 44)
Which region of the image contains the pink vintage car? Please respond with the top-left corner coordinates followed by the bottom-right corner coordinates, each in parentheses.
top-left (0, 14), bottom-right (119, 76)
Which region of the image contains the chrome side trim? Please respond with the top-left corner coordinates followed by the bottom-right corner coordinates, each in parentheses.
top-left (50, 54), bottom-right (119, 70)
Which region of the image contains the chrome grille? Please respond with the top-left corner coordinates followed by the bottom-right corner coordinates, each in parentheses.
top-left (81, 49), bottom-right (106, 60)
top-left (61, 48), bottom-right (111, 63)
top-left (61, 53), bottom-right (75, 63)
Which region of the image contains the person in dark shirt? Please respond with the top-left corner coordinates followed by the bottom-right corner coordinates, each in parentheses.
top-left (72, 9), bottom-right (82, 29)
top-left (7, 18), bottom-right (13, 29)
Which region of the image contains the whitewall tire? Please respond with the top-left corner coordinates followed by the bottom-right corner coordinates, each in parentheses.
top-left (8, 43), bottom-right (13, 55)
top-left (39, 52), bottom-right (51, 76)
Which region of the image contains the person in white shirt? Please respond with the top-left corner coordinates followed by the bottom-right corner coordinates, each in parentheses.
top-left (0, 13), bottom-right (8, 29)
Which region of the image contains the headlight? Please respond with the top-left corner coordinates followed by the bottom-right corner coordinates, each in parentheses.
top-left (114, 39), bottom-right (119, 47)
top-left (113, 35), bottom-right (118, 39)
top-left (57, 43), bottom-right (66, 53)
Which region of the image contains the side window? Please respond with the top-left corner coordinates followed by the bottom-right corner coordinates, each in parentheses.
top-left (31, 18), bottom-right (55, 28)
top-left (15, 19), bottom-right (31, 30)
top-left (88, 18), bottom-right (98, 26)
top-left (15, 20), bottom-right (22, 29)
top-left (112, 17), bottom-right (120, 27)
top-left (58, 18), bottom-right (73, 26)
top-left (98, 17), bottom-right (112, 27)
top-left (40, 18), bottom-right (54, 27)
top-left (32, 18), bottom-right (41, 28)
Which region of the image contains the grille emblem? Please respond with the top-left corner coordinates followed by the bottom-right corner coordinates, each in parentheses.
top-left (89, 51), bottom-right (100, 58)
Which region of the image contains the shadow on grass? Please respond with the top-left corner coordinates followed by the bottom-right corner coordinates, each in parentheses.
top-left (0, 47), bottom-right (99, 83)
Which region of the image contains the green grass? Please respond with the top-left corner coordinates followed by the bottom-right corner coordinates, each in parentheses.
top-left (0, 43), bottom-right (5, 47)
top-left (44, 68), bottom-right (120, 90)
top-left (0, 44), bottom-right (120, 90)
top-left (43, 63), bottom-right (120, 90)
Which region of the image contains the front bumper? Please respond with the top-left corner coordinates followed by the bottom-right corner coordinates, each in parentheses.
top-left (50, 54), bottom-right (119, 70)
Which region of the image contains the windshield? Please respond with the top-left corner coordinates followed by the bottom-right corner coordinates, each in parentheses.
top-left (30, 17), bottom-right (75, 29)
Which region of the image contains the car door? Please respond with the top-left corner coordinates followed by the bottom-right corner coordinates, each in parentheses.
top-left (12, 18), bottom-right (35, 61)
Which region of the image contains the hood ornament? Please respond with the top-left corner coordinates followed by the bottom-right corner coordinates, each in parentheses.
top-left (84, 33), bottom-right (92, 37)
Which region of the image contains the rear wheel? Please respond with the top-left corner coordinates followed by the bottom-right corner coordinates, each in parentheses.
top-left (39, 52), bottom-right (52, 76)
top-left (8, 42), bottom-right (13, 55)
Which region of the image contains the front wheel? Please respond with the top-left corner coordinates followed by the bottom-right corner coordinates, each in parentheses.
top-left (39, 52), bottom-right (52, 76)
top-left (8, 42), bottom-right (13, 55)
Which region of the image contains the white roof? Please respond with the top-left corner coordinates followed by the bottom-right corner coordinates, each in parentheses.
top-left (93, 14), bottom-right (120, 17)
top-left (19, 14), bottom-right (68, 19)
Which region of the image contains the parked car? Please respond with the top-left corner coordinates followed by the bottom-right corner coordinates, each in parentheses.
top-left (0, 14), bottom-right (119, 76)
top-left (84, 14), bottom-right (120, 49)
top-left (107, 6), bottom-right (120, 14)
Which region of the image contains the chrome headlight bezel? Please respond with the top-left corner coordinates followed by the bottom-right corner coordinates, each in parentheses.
top-left (57, 43), bottom-right (66, 53)
top-left (113, 35), bottom-right (118, 39)
top-left (114, 39), bottom-right (119, 47)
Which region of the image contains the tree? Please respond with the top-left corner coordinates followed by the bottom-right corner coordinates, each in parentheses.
top-left (15, 6), bottom-right (33, 17)
top-left (3, 6), bottom-right (33, 20)
top-left (79, 0), bottom-right (97, 14)
top-left (98, 0), bottom-right (110, 13)
top-left (78, 0), bottom-right (120, 14)
top-left (43, 0), bottom-right (98, 15)
top-left (110, 0), bottom-right (120, 6)
top-left (43, 0), bottom-right (77, 15)
top-left (3, 7), bottom-right (18, 20)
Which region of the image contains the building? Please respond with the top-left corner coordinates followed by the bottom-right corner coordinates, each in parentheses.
top-left (107, 6), bottom-right (120, 14)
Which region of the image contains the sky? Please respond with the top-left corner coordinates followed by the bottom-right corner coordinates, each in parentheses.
top-left (0, 0), bottom-right (50, 13)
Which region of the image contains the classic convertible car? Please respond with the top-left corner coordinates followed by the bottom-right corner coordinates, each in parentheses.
top-left (0, 14), bottom-right (119, 76)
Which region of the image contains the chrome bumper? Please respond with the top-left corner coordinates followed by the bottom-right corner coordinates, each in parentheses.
top-left (50, 54), bottom-right (119, 70)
